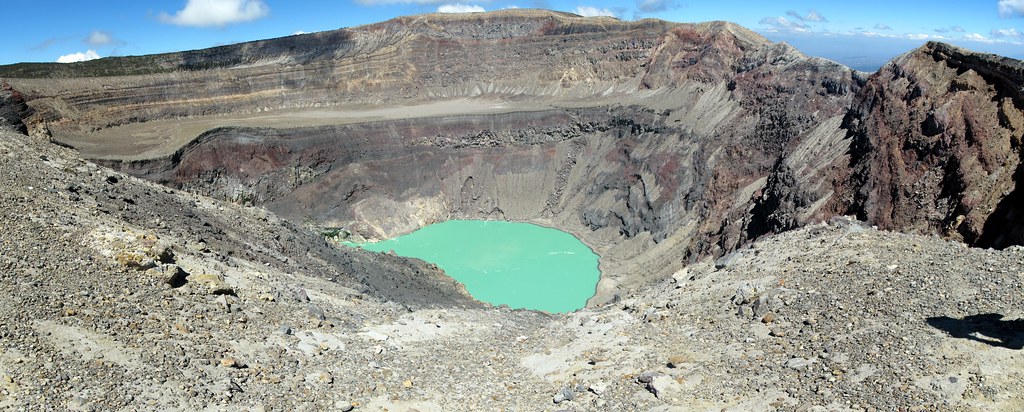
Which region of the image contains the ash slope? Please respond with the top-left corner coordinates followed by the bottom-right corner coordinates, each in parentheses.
top-left (2, 128), bottom-right (1024, 410)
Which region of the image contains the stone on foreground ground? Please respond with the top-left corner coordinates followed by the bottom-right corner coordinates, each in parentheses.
top-left (1, 129), bottom-right (1023, 410)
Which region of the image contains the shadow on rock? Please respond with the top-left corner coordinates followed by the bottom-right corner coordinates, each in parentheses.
top-left (927, 313), bottom-right (1024, 350)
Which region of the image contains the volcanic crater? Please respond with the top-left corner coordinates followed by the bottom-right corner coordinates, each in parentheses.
top-left (1, 8), bottom-right (1023, 411)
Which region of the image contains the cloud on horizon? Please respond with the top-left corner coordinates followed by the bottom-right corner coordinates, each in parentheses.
top-left (56, 49), bottom-right (101, 63)
top-left (991, 27), bottom-right (1023, 37)
top-left (764, 13), bottom-right (1022, 49)
top-left (158, 0), bottom-right (269, 27)
top-left (759, 16), bottom-right (810, 32)
top-left (905, 33), bottom-right (944, 40)
top-left (437, 3), bottom-right (485, 13)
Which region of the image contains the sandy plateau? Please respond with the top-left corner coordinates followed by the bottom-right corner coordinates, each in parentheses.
top-left (56, 98), bottom-right (549, 160)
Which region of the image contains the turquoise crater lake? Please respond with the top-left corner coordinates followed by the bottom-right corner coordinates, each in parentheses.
top-left (346, 220), bottom-right (600, 313)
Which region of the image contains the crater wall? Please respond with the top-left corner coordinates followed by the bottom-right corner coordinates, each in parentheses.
top-left (6, 11), bottom-right (1022, 304)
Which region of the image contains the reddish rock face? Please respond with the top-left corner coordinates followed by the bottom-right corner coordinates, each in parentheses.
top-left (839, 42), bottom-right (1024, 248)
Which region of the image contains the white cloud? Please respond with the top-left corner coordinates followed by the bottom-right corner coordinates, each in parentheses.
top-left (574, 6), bottom-right (616, 17)
top-left (951, 26), bottom-right (965, 32)
top-left (293, 31), bottom-right (309, 35)
top-left (437, 3), bottom-right (485, 13)
top-left (786, 9), bottom-right (827, 22)
top-left (873, 23), bottom-right (892, 30)
top-left (56, 50), bottom-right (101, 63)
top-left (158, 0), bottom-right (269, 27)
top-left (839, 26), bottom-right (1023, 47)
top-left (759, 16), bottom-right (810, 32)
top-left (999, 0), bottom-right (1024, 17)
top-left (85, 31), bottom-right (114, 46)
top-left (991, 27), bottom-right (1023, 37)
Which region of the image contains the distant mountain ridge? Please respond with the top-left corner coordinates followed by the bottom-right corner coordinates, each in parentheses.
top-left (0, 9), bottom-right (730, 78)
top-left (0, 10), bottom-right (797, 138)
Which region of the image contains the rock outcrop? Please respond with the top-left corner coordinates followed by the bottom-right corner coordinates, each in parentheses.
top-left (838, 42), bottom-right (1024, 248)
top-left (0, 81), bottom-right (29, 134)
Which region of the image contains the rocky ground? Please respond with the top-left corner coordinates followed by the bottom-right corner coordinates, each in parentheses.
top-left (2, 124), bottom-right (1023, 411)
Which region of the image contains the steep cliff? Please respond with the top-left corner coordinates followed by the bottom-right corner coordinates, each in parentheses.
top-left (0, 81), bottom-right (30, 135)
top-left (838, 42), bottom-right (1024, 248)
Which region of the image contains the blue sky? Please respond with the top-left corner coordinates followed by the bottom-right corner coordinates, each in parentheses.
top-left (4, 0), bottom-right (1022, 71)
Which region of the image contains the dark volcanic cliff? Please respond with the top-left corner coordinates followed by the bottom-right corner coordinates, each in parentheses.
top-left (3, 10), bottom-right (1022, 302)
top-left (0, 82), bottom-right (30, 134)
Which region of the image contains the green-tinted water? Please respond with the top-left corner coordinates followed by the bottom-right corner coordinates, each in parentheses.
top-left (345, 220), bottom-right (600, 313)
